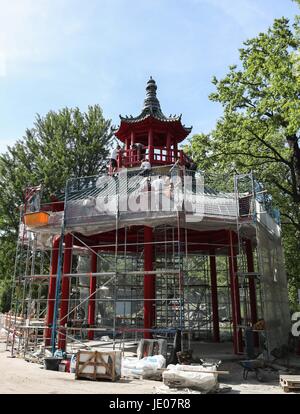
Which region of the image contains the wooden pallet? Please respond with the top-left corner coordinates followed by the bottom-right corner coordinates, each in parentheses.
top-left (280, 375), bottom-right (300, 393)
top-left (75, 350), bottom-right (121, 382)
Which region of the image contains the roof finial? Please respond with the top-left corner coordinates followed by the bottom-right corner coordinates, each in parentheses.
top-left (143, 77), bottom-right (161, 113)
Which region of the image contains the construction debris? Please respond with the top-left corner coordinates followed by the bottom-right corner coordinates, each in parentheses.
top-left (280, 375), bottom-right (300, 393)
top-left (121, 355), bottom-right (166, 379)
top-left (162, 364), bottom-right (220, 393)
top-left (137, 339), bottom-right (167, 359)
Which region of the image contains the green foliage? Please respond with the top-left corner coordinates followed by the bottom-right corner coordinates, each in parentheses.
top-left (0, 280), bottom-right (12, 313)
top-left (0, 105), bottom-right (113, 310)
top-left (188, 17), bottom-right (300, 308)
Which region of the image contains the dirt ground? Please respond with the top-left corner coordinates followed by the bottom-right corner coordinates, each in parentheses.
top-left (0, 341), bottom-right (295, 394)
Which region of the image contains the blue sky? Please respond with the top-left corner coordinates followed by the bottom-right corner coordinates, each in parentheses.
top-left (0, 0), bottom-right (298, 153)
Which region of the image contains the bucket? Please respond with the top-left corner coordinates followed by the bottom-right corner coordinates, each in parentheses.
top-left (44, 357), bottom-right (63, 371)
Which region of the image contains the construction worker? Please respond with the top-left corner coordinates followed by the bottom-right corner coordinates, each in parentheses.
top-left (109, 145), bottom-right (121, 174)
top-left (151, 175), bottom-right (164, 211)
top-left (140, 158), bottom-right (152, 176)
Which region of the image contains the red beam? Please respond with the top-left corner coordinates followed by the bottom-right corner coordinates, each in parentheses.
top-left (88, 252), bottom-right (98, 340)
top-left (57, 234), bottom-right (73, 350)
top-left (45, 236), bottom-right (60, 347)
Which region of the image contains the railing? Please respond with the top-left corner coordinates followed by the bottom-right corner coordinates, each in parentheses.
top-left (118, 146), bottom-right (186, 168)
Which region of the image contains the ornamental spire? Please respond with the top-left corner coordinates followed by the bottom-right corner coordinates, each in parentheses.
top-left (143, 77), bottom-right (162, 114)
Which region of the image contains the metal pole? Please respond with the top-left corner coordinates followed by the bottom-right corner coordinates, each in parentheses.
top-left (144, 226), bottom-right (154, 339)
top-left (88, 252), bottom-right (98, 340)
top-left (57, 234), bottom-right (73, 350)
top-left (50, 181), bottom-right (69, 355)
top-left (228, 230), bottom-right (243, 354)
top-left (45, 236), bottom-right (60, 346)
top-left (210, 249), bottom-right (220, 342)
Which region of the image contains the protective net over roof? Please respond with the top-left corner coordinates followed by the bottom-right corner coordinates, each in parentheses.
top-left (62, 167), bottom-right (239, 235)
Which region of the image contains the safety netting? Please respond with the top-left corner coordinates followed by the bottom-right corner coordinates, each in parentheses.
top-left (256, 220), bottom-right (291, 354)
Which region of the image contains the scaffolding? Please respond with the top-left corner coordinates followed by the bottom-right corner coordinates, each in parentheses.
top-left (5, 167), bottom-right (290, 361)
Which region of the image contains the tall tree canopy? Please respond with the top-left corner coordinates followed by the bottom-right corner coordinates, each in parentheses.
top-left (188, 17), bottom-right (300, 308)
top-left (0, 105), bottom-right (112, 311)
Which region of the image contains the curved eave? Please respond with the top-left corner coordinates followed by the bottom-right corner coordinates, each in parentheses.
top-left (114, 115), bottom-right (192, 143)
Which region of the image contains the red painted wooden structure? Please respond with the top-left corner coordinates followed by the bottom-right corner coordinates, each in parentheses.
top-left (44, 78), bottom-right (258, 354)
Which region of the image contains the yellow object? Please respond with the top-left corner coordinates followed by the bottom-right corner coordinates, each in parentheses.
top-left (23, 212), bottom-right (49, 227)
top-left (253, 319), bottom-right (265, 330)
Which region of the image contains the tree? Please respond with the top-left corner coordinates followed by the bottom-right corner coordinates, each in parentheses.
top-left (0, 105), bottom-right (113, 309)
top-left (188, 18), bottom-right (300, 308)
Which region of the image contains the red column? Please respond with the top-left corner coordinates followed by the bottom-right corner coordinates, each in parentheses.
top-left (245, 239), bottom-right (259, 346)
top-left (125, 137), bottom-right (130, 168)
top-left (179, 150), bottom-right (184, 165)
top-left (148, 128), bottom-right (154, 164)
top-left (126, 137), bottom-right (130, 151)
top-left (45, 236), bottom-right (60, 347)
top-left (130, 132), bottom-right (135, 166)
top-left (57, 234), bottom-right (73, 350)
top-left (245, 240), bottom-right (258, 325)
top-left (210, 250), bottom-right (220, 342)
top-left (166, 133), bottom-right (171, 163)
top-left (88, 252), bottom-right (97, 340)
top-left (130, 131), bottom-right (135, 147)
top-left (174, 142), bottom-right (178, 161)
top-left (144, 226), bottom-right (155, 339)
top-left (228, 231), bottom-right (243, 354)
top-left (117, 150), bottom-right (121, 169)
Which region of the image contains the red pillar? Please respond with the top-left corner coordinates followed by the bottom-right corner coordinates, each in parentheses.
top-left (144, 226), bottom-right (155, 339)
top-left (174, 142), bottom-right (178, 160)
top-left (130, 132), bottom-right (135, 166)
top-left (166, 133), bottom-right (171, 163)
top-left (210, 250), bottom-right (220, 342)
top-left (228, 231), bottom-right (243, 354)
top-left (148, 128), bottom-right (154, 164)
top-left (57, 234), bottom-right (73, 350)
top-left (245, 240), bottom-right (258, 325)
top-left (45, 236), bottom-right (60, 347)
top-left (88, 252), bottom-right (97, 340)
top-left (245, 239), bottom-right (259, 347)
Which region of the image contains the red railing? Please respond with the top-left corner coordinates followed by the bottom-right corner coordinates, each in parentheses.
top-left (118, 146), bottom-right (186, 168)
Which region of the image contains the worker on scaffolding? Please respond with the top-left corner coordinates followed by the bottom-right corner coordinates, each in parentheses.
top-left (151, 175), bottom-right (165, 211)
top-left (140, 157), bottom-right (152, 177)
top-left (109, 145), bottom-right (121, 174)
top-left (132, 142), bottom-right (146, 162)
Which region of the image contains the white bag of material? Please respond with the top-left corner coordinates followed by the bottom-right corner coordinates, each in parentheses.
top-left (136, 355), bottom-right (166, 370)
top-left (121, 355), bottom-right (166, 378)
top-left (163, 364), bottom-right (218, 393)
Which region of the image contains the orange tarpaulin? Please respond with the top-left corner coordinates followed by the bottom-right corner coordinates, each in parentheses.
top-left (23, 212), bottom-right (49, 227)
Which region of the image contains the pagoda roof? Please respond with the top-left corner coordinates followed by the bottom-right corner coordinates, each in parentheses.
top-left (114, 77), bottom-right (192, 142)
